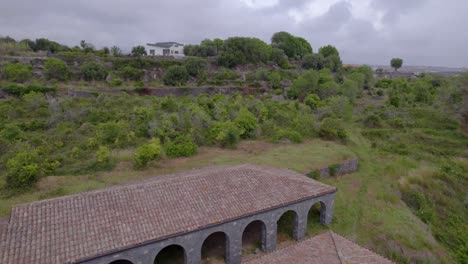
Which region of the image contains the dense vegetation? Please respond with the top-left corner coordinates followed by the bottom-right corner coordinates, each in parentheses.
top-left (0, 34), bottom-right (467, 263)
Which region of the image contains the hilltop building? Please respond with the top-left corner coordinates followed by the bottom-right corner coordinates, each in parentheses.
top-left (146, 42), bottom-right (184, 57)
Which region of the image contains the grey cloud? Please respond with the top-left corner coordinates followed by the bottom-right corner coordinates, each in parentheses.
top-left (0, 0), bottom-right (466, 67)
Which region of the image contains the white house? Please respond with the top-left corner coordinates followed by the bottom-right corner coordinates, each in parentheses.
top-left (146, 42), bottom-right (184, 57)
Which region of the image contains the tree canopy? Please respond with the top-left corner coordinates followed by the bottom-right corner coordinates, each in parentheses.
top-left (391, 58), bottom-right (403, 71)
top-left (271, 31), bottom-right (312, 59)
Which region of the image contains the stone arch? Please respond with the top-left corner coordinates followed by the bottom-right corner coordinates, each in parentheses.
top-left (308, 200), bottom-right (327, 231)
top-left (154, 244), bottom-right (186, 264)
top-left (201, 231), bottom-right (229, 263)
top-left (109, 260), bottom-right (133, 264)
top-left (241, 220), bottom-right (267, 255)
top-left (276, 210), bottom-right (299, 242)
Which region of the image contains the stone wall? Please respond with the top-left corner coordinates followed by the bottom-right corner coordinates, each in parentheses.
top-left (312, 158), bottom-right (359, 178)
top-left (139, 86), bottom-right (266, 97)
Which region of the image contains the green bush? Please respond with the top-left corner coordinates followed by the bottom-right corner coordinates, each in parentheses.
top-left (0, 124), bottom-right (25, 142)
top-left (110, 78), bottom-right (123, 87)
top-left (209, 121), bottom-right (241, 148)
top-left (81, 62), bottom-right (108, 81)
top-left (165, 135), bottom-right (198, 158)
top-left (163, 65), bottom-right (189, 86)
top-left (363, 114), bottom-right (382, 128)
top-left (119, 66), bottom-right (144, 81)
top-left (304, 94), bottom-right (320, 109)
top-left (234, 108), bottom-right (258, 138)
top-left (1, 83), bottom-right (56, 96)
top-left (273, 129), bottom-right (303, 143)
top-left (44, 58), bottom-right (70, 81)
top-left (185, 57), bottom-right (207, 77)
top-left (319, 118), bottom-right (347, 141)
top-left (3, 63), bottom-right (32, 82)
top-left (134, 138), bottom-right (162, 168)
top-left (5, 150), bottom-right (41, 189)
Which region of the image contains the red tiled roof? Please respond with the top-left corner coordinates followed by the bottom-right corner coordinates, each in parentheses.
top-left (245, 231), bottom-right (395, 264)
top-left (0, 164), bottom-right (336, 264)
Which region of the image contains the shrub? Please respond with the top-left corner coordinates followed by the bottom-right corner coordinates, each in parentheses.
top-left (5, 150), bottom-right (41, 189)
top-left (269, 72), bottom-right (282, 89)
top-left (304, 94), bottom-right (320, 109)
top-left (302, 54), bottom-right (324, 70)
top-left (273, 129), bottom-right (303, 143)
top-left (319, 118), bottom-right (347, 141)
top-left (3, 63), bottom-right (31, 82)
top-left (185, 57), bottom-right (207, 77)
top-left (110, 78), bottom-right (123, 87)
top-left (119, 66), bottom-right (144, 81)
top-left (96, 146), bottom-right (111, 164)
top-left (134, 138), bottom-right (162, 168)
top-left (81, 62), bottom-right (108, 81)
top-left (363, 114), bottom-right (382, 128)
top-left (287, 70), bottom-right (319, 100)
top-left (1, 83), bottom-right (56, 96)
top-left (377, 89), bottom-right (384, 96)
top-left (255, 68), bottom-right (270, 81)
top-left (328, 163), bottom-right (340, 176)
top-left (165, 135), bottom-right (198, 158)
top-left (0, 124), bottom-right (25, 142)
top-left (163, 65), bottom-right (189, 86)
top-left (234, 108), bottom-right (258, 138)
top-left (44, 58), bottom-right (70, 81)
top-left (209, 121), bottom-right (241, 148)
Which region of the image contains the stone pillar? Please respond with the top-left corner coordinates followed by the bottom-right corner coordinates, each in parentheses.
top-left (186, 243), bottom-right (201, 264)
top-left (264, 221), bottom-right (277, 252)
top-left (321, 194), bottom-right (335, 225)
top-left (294, 210), bottom-right (308, 241)
top-left (227, 232), bottom-right (242, 264)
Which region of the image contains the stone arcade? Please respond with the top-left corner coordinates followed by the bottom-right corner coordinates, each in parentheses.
top-left (0, 164), bottom-right (393, 264)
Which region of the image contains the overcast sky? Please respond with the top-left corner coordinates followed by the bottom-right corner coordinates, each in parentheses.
top-left (1, 0), bottom-right (467, 67)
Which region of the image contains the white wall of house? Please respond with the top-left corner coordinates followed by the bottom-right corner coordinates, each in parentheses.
top-left (146, 44), bottom-right (184, 57)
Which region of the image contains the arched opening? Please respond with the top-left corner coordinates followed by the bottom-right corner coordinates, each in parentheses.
top-left (109, 260), bottom-right (133, 264)
top-left (276, 210), bottom-right (298, 243)
top-left (241, 220), bottom-right (266, 256)
top-left (307, 202), bottom-right (326, 235)
top-left (201, 232), bottom-right (228, 264)
top-left (154, 244), bottom-right (186, 264)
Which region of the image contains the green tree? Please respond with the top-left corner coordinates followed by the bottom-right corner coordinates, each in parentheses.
top-left (302, 54), bottom-right (325, 70)
top-left (218, 37), bottom-right (272, 67)
top-left (318, 45), bottom-right (342, 72)
top-left (270, 48), bottom-right (288, 66)
top-left (163, 65), bottom-right (189, 86)
top-left (391, 58), bottom-right (403, 71)
top-left (271, 31), bottom-right (312, 58)
top-left (3, 63), bottom-right (32, 83)
top-left (80, 62), bottom-right (108, 81)
top-left (131, 45), bottom-right (147, 57)
top-left (44, 58), bottom-right (70, 81)
top-left (319, 45), bottom-right (340, 58)
top-left (185, 57), bottom-right (207, 77)
top-left (288, 70), bottom-right (320, 100)
top-left (111, 46), bottom-right (122, 57)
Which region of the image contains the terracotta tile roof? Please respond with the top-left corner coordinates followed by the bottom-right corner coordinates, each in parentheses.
top-left (0, 164), bottom-right (336, 264)
top-left (245, 231), bottom-right (395, 264)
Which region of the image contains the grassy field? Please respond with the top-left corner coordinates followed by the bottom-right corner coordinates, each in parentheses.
top-left (1, 131), bottom-right (465, 263)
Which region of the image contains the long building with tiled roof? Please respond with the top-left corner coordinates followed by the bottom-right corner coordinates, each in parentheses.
top-left (0, 164), bottom-right (337, 264)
